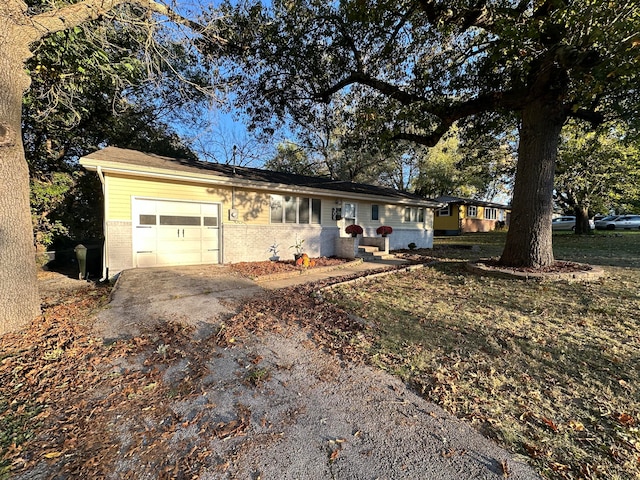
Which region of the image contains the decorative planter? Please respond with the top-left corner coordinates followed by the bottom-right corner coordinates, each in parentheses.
top-left (345, 224), bottom-right (363, 237)
top-left (376, 226), bottom-right (393, 237)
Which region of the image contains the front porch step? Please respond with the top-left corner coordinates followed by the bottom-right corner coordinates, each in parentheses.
top-left (358, 245), bottom-right (380, 253)
top-left (356, 245), bottom-right (395, 262)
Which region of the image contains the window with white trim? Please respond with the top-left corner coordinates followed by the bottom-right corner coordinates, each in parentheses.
top-left (404, 207), bottom-right (423, 222)
top-left (270, 195), bottom-right (321, 224)
top-left (467, 205), bottom-right (477, 217)
top-left (438, 205), bottom-right (451, 216)
top-left (343, 202), bottom-right (357, 220)
top-left (484, 208), bottom-right (498, 220)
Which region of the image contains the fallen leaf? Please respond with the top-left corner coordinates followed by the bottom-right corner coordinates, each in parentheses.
top-left (329, 449), bottom-right (340, 462)
top-left (616, 413), bottom-right (635, 426)
top-left (569, 420), bottom-right (585, 431)
top-left (500, 459), bottom-right (510, 477)
top-left (542, 416), bottom-right (559, 432)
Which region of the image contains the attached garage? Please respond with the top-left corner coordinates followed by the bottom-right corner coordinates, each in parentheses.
top-left (132, 198), bottom-right (220, 268)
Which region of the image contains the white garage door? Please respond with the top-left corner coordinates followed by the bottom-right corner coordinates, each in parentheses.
top-left (133, 199), bottom-right (220, 268)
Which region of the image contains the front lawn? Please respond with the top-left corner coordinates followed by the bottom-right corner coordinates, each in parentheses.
top-left (326, 231), bottom-right (640, 479)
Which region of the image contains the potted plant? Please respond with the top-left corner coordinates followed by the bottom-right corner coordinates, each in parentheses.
top-left (376, 225), bottom-right (393, 237)
top-left (290, 234), bottom-right (305, 260)
top-left (345, 224), bottom-right (363, 237)
top-left (268, 240), bottom-right (280, 261)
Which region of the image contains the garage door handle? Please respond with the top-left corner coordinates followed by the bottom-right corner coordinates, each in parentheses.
top-left (137, 250), bottom-right (153, 253)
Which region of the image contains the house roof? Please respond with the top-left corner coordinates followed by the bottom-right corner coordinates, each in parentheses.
top-left (435, 195), bottom-right (511, 210)
top-left (81, 147), bottom-right (444, 207)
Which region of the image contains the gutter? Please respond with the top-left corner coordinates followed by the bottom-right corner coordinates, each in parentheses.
top-left (96, 166), bottom-right (109, 282)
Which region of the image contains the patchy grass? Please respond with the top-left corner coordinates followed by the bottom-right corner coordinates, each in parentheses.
top-left (432, 230), bottom-right (640, 268)
top-left (244, 367), bottom-right (271, 386)
top-left (326, 231), bottom-right (640, 479)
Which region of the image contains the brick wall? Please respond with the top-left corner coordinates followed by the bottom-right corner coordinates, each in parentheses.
top-left (105, 222), bottom-right (434, 275)
top-left (386, 229), bottom-right (434, 250)
top-left (461, 218), bottom-right (498, 233)
top-left (106, 221), bottom-right (133, 275)
top-left (334, 237), bottom-right (359, 259)
top-left (222, 225), bottom-right (341, 263)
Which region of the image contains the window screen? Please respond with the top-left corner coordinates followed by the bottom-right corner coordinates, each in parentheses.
top-left (284, 196), bottom-right (297, 223)
top-left (299, 197), bottom-right (310, 224)
top-left (311, 199), bottom-right (321, 224)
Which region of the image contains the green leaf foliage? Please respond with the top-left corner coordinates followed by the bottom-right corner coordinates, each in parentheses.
top-left (555, 120), bottom-right (640, 216)
top-left (22, 0), bottom-right (210, 248)
top-left (207, 0), bottom-right (639, 266)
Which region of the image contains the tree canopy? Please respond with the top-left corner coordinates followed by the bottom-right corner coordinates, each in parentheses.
top-left (555, 120), bottom-right (640, 232)
top-left (1, 0), bottom-right (225, 332)
top-left (22, 1), bottom-right (207, 251)
top-left (212, 0), bottom-right (640, 267)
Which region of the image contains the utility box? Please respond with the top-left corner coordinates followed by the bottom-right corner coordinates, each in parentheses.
top-left (74, 244), bottom-right (87, 280)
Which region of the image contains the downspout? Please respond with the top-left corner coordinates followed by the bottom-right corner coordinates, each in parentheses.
top-left (96, 166), bottom-right (108, 281)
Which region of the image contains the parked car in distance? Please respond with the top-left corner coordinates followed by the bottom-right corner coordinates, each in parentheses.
top-left (601, 215), bottom-right (640, 230)
top-left (552, 216), bottom-right (577, 230)
top-left (594, 215), bottom-right (619, 229)
top-left (552, 216), bottom-right (596, 231)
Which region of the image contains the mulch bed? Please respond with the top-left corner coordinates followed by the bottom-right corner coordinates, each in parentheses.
top-left (478, 259), bottom-right (592, 273)
top-left (229, 257), bottom-right (349, 278)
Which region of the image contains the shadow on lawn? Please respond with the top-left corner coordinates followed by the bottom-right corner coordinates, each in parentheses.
top-left (333, 258), bottom-right (640, 478)
top-left (433, 231), bottom-right (640, 269)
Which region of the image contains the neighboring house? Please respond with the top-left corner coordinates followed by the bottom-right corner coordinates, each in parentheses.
top-left (433, 195), bottom-right (511, 236)
top-left (80, 147), bottom-right (443, 278)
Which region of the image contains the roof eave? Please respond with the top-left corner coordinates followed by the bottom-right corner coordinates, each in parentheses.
top-left (80, 158), bottom-right (443, 208)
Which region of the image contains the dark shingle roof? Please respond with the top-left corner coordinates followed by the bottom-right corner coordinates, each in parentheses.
top-left (436, 195), bottom-right (511, 209)
top-left (83, 147), bottom-right (442, 206)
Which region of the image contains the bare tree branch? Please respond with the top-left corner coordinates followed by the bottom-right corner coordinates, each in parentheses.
top-left (317, 71), bottom-right (426, 105)
top-left (25, 0), bottom-right (225, 46)
top-left (567, 108), bottom-right (605, 125)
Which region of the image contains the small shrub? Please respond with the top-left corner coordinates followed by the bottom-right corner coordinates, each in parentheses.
top-left (408, 242), bottom-right (417, 250)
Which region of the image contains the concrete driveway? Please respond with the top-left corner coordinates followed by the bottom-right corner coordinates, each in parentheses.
top-left (91, 265), bottom-right (541, 479)
top-left (94, 265), bottom-right (263, 341)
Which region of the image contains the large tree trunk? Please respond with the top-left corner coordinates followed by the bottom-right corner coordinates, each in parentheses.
top-left (1, 0), bottom-right (200, 335)
top-left (499, 98), bottom-right (564, 268)
top-left (574, 205), bottom-right (592, 234)
top-left (0, 23), bottom-right (41, 334)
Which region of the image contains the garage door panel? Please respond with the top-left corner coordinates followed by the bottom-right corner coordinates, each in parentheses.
top-left (136, 252), bottom-right (158, 268)
top-left (156, 252), bottom-right (202, 266)
top-left (132, 199), bottom-right (220, 268)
